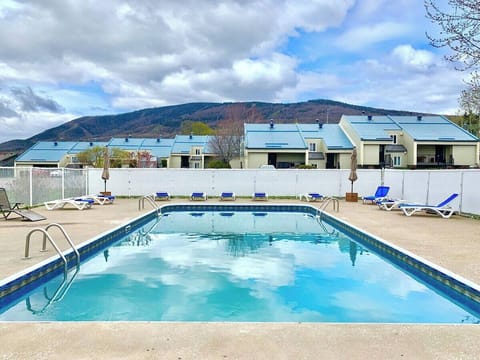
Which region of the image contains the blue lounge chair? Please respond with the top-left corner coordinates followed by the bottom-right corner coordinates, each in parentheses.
top-left (300, 193), bottom-right (323, 202)
top-left (363, 186), bottom-right (390, 204)
top-left (219, 192), bottom-right (236, 201)
top-left (399, 193), bottom-right (459, 219)
top-left (154, 192), bottom-right (170, 201)
top-left (252, 192), bottom-right (268, 201)
top-left (190, 192), bottom-right (207, 201)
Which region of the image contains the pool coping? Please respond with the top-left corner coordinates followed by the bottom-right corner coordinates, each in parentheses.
top-left (1, 203), bottom-right (479, 319)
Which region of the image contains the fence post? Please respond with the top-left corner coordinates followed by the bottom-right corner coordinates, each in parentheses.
top-left (29, 167), bottom-right (33, 206)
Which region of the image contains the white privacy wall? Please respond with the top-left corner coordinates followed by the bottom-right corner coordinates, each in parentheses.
top-left (87, 168), bottom-right (480, 214)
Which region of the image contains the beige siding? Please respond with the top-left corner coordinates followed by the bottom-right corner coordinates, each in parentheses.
top-left (228, 157), bottom-right (242, 169)
top-left (338, 153), bottom-right (351, 169)
top-left (246, 152), bottom-right (268, 169)
top-left (452, 145), bottom-right (478, 165)
top-left (401, 132), bottom-right (416, 165)
top-left (363, 144), bottom-right (379, 165)
top-left (169, 155), bottom-right (181, 168)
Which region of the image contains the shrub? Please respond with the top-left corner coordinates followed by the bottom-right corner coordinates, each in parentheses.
top-left (207, 160), bottom-right (231, 168)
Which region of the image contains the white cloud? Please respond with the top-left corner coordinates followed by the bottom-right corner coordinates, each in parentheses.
top-left (0, 0), bottom-right (469, 143)
top-left (392, 44), bottom-right (435, 69)
top-left (337, 22), bottom-right (411, 51)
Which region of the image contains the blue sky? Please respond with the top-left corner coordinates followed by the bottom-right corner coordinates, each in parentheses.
top-left (0, 0), bottom-right (466, 143)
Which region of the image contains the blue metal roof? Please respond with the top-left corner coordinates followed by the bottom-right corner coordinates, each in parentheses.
top-left (16, 141), bottom-right (108, 162)
top-left (298, 124), bottom-right (354, 149)
top-left (342, 115), bottom-right (401, 141)
top-left (16, 149), bottom-right (66, 162)
top-left (69, 141), bottom-right (108, 153)
top-left (389, 115), bottom-right (479, 141)
top-left (140, 138), bottom-right (175, 158)
top-left (245, 123), bottom-right (307, 149)
top-left (30, 141), bottom-right (78, 150)
top-left (107, 137), bottom-right (145, 148)
top-left (171, 135), bottom-right (213, 154)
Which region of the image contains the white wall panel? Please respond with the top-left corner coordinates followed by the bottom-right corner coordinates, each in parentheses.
top-left (460, 170), bottom-right (480, 214)
top-left (4, 166), bottom-right (478, 214)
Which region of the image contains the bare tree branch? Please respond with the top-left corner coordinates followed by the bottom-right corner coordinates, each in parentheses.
top-left (425, 0), bottom-right (480, 70)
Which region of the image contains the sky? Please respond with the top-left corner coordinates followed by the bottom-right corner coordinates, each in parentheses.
top-left (0, 0), bottom-right (467, 144)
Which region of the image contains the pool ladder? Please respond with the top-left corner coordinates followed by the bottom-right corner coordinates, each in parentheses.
top-left (316, 197), bottom-right (340, 237)
top-left (318, 197), bottom-right (340, 215)
top-left (24, 223), bottom-right (80, 314)
top-left (25, 223), bottom-right (80, 277)
top-left (138, 194), bottom-right (160, 214)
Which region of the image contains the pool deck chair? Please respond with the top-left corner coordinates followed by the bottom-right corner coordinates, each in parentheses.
top-left (154, 192), bottom-right (171, 201)
top-left (300, 193), bottom-right (323, 202)
top-left (81, 194), bottom-right (115, 205)
top-left (252, 192), bottom-right (268, 201)
top-left (44, 198), bottom-right (94, 211)
top-left (0, 187), bottom-right (46, 221)
top-left (377, 199), bottom-right (407, 211)
top-left (219, 192), bottom-right (236, 201)
top-left (190, 192), bottom-right (207, 201)
top-left (399, 193), bottom-right (459, 219)
top-left (363, 186), bottom-right (390, 204)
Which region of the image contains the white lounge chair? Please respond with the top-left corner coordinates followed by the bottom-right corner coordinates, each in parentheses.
top-left (300, 193), bottom-right (324, 202)
top-left (80, 194), bottom-right (115, 205)
top-left (377, 199), bottom-right (407, 211)
top-left (399, 193), bottom-right (459, 219)
top-left (44, 198), bottom-right (94, 211)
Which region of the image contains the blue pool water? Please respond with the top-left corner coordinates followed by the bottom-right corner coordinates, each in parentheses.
top-left (1, 210), bottom-right (479, 323)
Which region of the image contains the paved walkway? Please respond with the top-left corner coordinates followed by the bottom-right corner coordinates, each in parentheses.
top-left (1, 198), bottom-right (479, 359)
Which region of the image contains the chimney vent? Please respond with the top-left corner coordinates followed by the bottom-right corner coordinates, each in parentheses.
top-left (54, 141), bottom-right (58, 146)
top-left (189, 132), bottom-right (193, 139)
top-left (367, 115), bottom-right (372, 121)
top-left (269, 119), bottom-right (274, 129)
top-left (417, 115), bottom-right (422, 121)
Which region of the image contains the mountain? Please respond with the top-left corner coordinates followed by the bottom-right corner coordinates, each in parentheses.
top-left (0, 99), bottom-right (423, 152)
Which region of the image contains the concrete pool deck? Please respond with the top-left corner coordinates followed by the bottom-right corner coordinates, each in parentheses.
top-left (1, 197), bottom-right (479, 359)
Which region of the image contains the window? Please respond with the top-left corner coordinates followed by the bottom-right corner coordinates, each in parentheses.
top-left (309, 143), bottom-right (316, 152)
top-left (391, 134), bottom-right (397, 144)
top-left (194, 162), bottom-right (200, 168)
top-left (195, 148), bottom-right (201, 155)
top-left (393, 156), bottom-right (401, 166)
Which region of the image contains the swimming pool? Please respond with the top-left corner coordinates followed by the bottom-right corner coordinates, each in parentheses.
top-left (0, 204), bottom-right (479, 322)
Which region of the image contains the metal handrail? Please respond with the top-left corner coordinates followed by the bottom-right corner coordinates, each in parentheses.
top-left (45, 223), bottom-right (80, 268)
top-left (25, 223), bottom-right (80, 272)
top-left (138, 194), bottom-right (159, 212)
top-left (25, 228), bottom-right (68, 278)
top-left (318, 197), bottom-right (340, 213)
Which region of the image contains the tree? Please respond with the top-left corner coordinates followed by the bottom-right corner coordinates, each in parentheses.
top-left (76, 146), bottom-right (105, 167)
top-left (180, 120), bottom-right (214, 135)
top-left (208, 105), bottom-right (245, 165)
top-left (425, 1), bottom-right (480, 134)
top-left (459, 73), bottom-right (480, 134)
top-left (109, 148), bottom-right (132, 168)
top-left (425, 0), bottom-right (480, 71)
